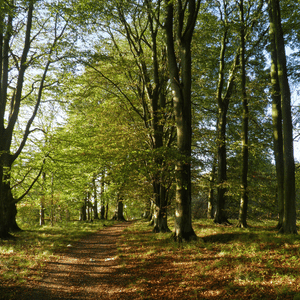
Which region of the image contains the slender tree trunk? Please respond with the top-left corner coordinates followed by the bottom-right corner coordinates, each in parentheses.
top-left (237, 0), bottom-right (249, 228)
top-left (93, 174), bottom-right (99, 220)
top-left (40, 172), bottom-right (46, 226)
top-left (268, 5), bottom-right (284, 230)
top-left (148, 199), bottom-right (155, 226)
top-left (214, 28), bottom-right (230, 225)
top-left (269, 0), bottom-right (296, 234)
top-left (214, 26), bottom-right (239, 225)
top-left (100, 170), bottom-right (105, 219)
top-left (105, 203), bottom-right (108, 220)
top-left (87, 192), bottom-right (91, 221)
top-left (215, 106), bottom-right (230, 224)
top-left (207, 160), bottom-right (216, 219)
top-left (40, 199), bottom-right (45, 226)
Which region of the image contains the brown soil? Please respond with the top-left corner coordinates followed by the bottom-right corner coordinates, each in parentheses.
top-left (1, 222), bottom-right (134, 300)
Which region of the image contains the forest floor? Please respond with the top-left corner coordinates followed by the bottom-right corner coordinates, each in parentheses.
top-left (1, 219), bottom-right (300, 299)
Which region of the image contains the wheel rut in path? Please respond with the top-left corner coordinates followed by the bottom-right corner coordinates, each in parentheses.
top-left (21, 222), bottom-right (133, 300)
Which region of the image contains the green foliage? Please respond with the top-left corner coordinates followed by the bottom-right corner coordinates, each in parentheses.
top-left (8, 0), bottom-right (300, 231)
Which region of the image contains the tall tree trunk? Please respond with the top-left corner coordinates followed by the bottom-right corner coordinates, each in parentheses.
top-left (214, 26), bottom-right (239, 225)
top-left (40, 199), bottom-right (45, 226)
top-left (269, 0), bottom-right (297, 234)
top-left (207, 154), bottom-right (217, 219)
top-left (268, 4), bottom-right (284, 230)
top-left (237, 0), bottom-right (249, 228)
top-left (0, 3), bottom-right (34, 239)
top-left (214, 28), bottom-right (230, 225)
top-left (165, 0), bottom-right (200, 241)
top-left (40, 172), bottom-right (46, 226)
top-left (215, 106), bottom-right (230, 224)
top-left (100, 170), bottom-right (105, 220)
top-left (93, 174), bottom-right (99, 220)
top-left (87, 192), bottom-right (91, 221)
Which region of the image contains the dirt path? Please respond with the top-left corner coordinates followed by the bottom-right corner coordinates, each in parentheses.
top-left (8, 222), bottom-right (134, 300)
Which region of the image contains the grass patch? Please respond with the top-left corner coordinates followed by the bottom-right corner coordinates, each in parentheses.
top-left (116, 218), bottom-right (300, 299)
top-left (0, 220), bottom-right (116, 285)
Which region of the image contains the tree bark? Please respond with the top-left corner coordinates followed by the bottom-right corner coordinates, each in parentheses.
top-left (237, 0), bottom-right (249, 229)
top-left (93, 174), bottom-right (99, 220)
top-left (100, 205), bottom-right (105, 220)
top-left (268, 4), bottom-right (284, 230)
top-left (153, 183), bottom-right (171, 232)
top-left (165, 0), bottom-right (200, 241)
top-left (100, 170), bottom-right (105, 219)
top-left (8, 200), bottom-right (22, 232)
top-left (269, 0), bottom-right (297, 234)
top-left (112, 197), bottom-right (126, 221)
top-left (105, 203), bottom-right (108, 220)
top-left (80, 198), bottom-right (87, 221)
top-left (214, 26), bottom-right (239, 225)
top-left (207, 156), bottom-right (216, 219)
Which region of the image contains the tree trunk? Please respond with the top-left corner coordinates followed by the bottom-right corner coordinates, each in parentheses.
top-left (80, 198), bottom-right (87, 221)
top-left (269, 0), bottom-right (297, 234)
top-left (148, 200), bottom-right (155, 226)
top-left (207, 158), bottom-right (216, 219)
top-left (237, 0), bottom-right (249, 229)
top-left (214, 26), bottom-right (239, 225)
top-left (87, 192), bottom-right (91, 221)
top-left (99, 170), bottom-right (105, 220)
top-left (93, 174), bottom-right (99, 220)
top-left (0, 3), bottom-right (35, 239)
top-left (214, 28), bottom-right (229, 225)
top-left (153, 184), bottom-right (171, 233)
top-left (112, 197), bottom-right (126, 221)
top-left (165, 0), bottom-right (200, 242)
top-left (215, 105), bottom-right (230, 224)
top-left (40, 199), bottom-right (45, 226)
top-left (100, 205), bottom-right (105, 220)
top-left (8, 201), bottom-right (22, 232)
top-left (105, 203), bottom-right (108, 219)
top-left (117, 199), bottom-right (126, 221)
top-left (0, 155), bottom-right (18, 238)
top-left (268, 4), bottom-right (284, 230)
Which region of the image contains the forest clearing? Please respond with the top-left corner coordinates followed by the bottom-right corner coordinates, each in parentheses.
top-left (1, 219), bottom-right (300, 300)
